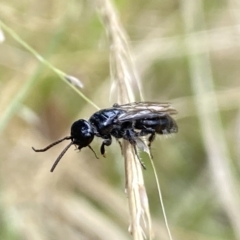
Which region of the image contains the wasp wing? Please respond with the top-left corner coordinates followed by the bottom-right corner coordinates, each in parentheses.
top-left (113, 102), bottom-right (177, 113)
top-left (116, 109), bottom-right (167, 123)
top-left (113, 102), bottom-right (177, 123)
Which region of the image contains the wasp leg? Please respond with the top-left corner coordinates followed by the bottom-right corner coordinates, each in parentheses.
top-left (137, 128), bottom-right (155, 145)
top-left (136, 128), bottom-right (156, 159)
top-left (124, 129), bottom-right (146, 170)
top-left (116, 139), bottom-right (123, 155)
top-left (147, 132), bottom-right (156, 147)
top-left (100, 135), bottom-right (112, 157)
top-left (137, 128), bottom-right (154, 137)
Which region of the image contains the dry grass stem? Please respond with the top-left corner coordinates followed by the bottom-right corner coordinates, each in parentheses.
top-left (181, 0), bottom-right (240, 238)
top-left (95, 0), bottom-right (143, 104)
top-left (95, 0), bottom-right (152, 239)
top-left (0, 26), bottom-right (4, 43)
top-left (134, 26), bottom-right (240, 77)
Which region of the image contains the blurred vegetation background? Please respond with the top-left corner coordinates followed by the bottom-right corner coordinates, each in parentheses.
top-left (0, 0), bottom-right (240, 239)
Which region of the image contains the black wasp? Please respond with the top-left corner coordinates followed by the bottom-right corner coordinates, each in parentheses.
top-left (32, 102), bottom-right (178, 172)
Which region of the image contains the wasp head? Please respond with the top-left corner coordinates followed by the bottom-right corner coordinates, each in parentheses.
top-left (70, 119), bottom-right (94, 149)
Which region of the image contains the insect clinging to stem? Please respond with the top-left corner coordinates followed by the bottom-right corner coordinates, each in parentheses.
top-left (32, 102), bottom-right (178, 172)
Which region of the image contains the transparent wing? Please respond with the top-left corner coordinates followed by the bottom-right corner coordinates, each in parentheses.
top-left (113, 102), bottom-right (176, 112)
top-left (113, 102), bottom-right (177, 123)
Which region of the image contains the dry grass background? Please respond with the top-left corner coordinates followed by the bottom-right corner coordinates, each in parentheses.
top-left (0, 0), bottom-right (240, 240)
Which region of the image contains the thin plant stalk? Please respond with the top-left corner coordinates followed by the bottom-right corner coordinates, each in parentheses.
top-left (0, 20), bottom-right (99, 111)
top-left (95, 0), bottom-right (153, 239)
top-left (181, 0), bottom-right (240, 238)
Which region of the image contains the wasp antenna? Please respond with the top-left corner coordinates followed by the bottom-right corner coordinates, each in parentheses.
top-left (88, 145), bottom-right (99, 159)
top-left (32, 136), bottom-right (72, 152)
top-left (50, 142), bottom-right (73, 172)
